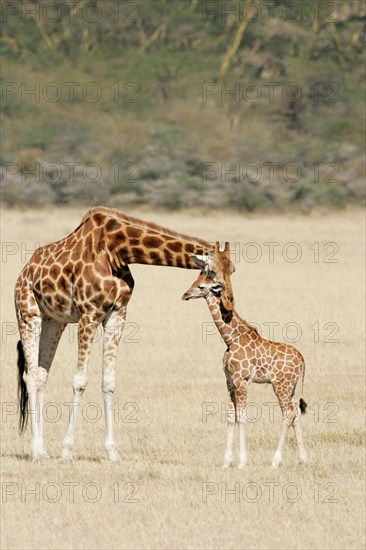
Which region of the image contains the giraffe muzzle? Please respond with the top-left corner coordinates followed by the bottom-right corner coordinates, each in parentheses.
top-left (182, 291), bottom-right (194, 301)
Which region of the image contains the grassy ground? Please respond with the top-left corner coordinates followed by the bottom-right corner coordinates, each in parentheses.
top-left (0, 207), bottom-right (365, 549)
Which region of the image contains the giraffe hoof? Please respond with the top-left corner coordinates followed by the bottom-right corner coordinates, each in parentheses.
top-left (32, 455), bottom-right (50, 462)
top-left (106, 448), bottom-right (122, 462)
top-left (61, 449), bottom-right (73, 461)
top-left (32, 449), bottom-right (50, 460)
top-left (271, 452), bottom-right (282, 468)
top-left (109, 455), bottom-right (122, 463)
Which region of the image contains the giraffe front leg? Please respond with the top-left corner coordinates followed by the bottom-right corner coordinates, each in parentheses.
top-left (223, 368), bottom-right (237, 469)
top-left (61, 317), bottom-right (97, 460)
top-left (61, 370), bottom-right (88, 460)
top-left (102, 310), bottom-right (125, 462)
top-left (36, 317), bottom-right (66, 458)
top-left (238, 421), bottom-right (247, 469)
top-left (223, 413), bottom-right (235, 469)
top-left (236, 381), bottom-right (248, 469)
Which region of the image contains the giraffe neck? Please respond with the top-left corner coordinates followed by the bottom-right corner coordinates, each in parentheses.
top-left (106, 228), bottom-right (210, 269)
top-left (204, 293), bottom-right (254, 347)
top-left (87, 210), bottom-right (213, 270)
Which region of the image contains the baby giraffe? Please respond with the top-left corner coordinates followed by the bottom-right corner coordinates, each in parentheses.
top-left (183, 244), bottom-right (307, 468)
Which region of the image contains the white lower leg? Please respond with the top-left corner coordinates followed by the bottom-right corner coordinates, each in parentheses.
top-left (293, 420), bottom-right (307, 464)
top-left (61, 372), bottom-right (86, 459)
top-left (35, 368), bottom-right (49, 458)
top-left (223, 422), bottom-right (235, 468)
top-left (238, 421), bottom-right (247, 468)
top-left (28, 389), bottom-right (41, 459)
top-left (26, 369), bottom-right (48, 459)
top-left (102, 312), bottom-right (124, 462)
top-left (102, 308), bottom-right (126, 461)
top-left (272, 421), bottom-right (289, 468)
top-left (103, 390), bottom-right (121, 461)
top-left (102, 366), bottom-right (120, 461)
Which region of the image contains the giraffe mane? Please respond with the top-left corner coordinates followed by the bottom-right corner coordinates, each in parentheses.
top-left (81, 206), bottom-right (213, 248)
top-left (239, 315), bottom-right (260, 337)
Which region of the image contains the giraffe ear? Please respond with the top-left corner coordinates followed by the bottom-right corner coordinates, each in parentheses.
top-left (224, 242), bottom-right (230, 253)
top-left (191, 254), bottom-right (209, 269)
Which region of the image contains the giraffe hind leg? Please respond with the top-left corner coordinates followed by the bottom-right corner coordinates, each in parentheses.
top-left (292, 394), bottom-right (308, 464)
top-left (292, 419), bottom-right (308, 464)
top-left (17, 313), bottom-right (47, 459)
top-left (271, 381), bottom-right (297, 468)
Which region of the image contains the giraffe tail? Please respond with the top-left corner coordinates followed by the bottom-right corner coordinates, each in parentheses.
top-left (299, 398), bottom-right (307, 414)
top-left (299, 360), bottom-right (307, 415)
top-left (17, 340), bottom-right (28, 433)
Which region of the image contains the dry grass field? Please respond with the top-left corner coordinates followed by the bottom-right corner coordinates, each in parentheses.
top-left (0, 207), bottom-right (365, 550)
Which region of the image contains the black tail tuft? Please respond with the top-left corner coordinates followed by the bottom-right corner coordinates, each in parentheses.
top-left (17, 340), bottom-right (28, 433)
top-left (299, 397), bottom-right (307, 415)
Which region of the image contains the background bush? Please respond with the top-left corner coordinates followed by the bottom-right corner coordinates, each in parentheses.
top-left (1, 0), bottom-right (365, 211)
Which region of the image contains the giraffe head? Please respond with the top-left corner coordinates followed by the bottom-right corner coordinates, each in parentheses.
top-left (184, 241), bottom-right (235, 310)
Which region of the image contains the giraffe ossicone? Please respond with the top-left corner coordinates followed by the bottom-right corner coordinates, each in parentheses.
top-left (14, 207), bottom-right (230, 461)
top-left (182, 245), bottom-right (308, 469)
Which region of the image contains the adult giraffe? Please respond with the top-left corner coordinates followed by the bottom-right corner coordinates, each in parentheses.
top-left (15, 206), bottom-right (234, 461)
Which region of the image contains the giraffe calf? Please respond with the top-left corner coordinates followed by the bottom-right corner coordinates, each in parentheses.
top-left (183, 246), bottom-right (307, 469)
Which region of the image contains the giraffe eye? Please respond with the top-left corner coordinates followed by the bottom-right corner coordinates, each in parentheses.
top-left (211, 283), bottom-right (224, 293)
